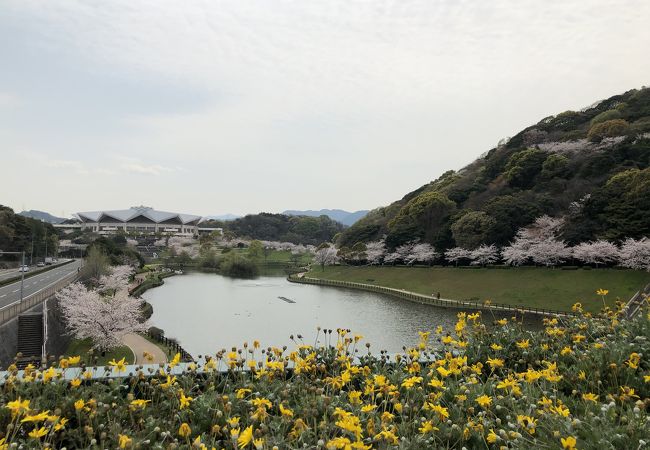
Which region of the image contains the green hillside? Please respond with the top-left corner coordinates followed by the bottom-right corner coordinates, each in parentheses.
top-left (338, 87), bottom-right (650, 249)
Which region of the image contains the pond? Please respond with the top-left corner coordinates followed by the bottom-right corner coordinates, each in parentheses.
top-left (144, 272), bottom-right (535, 357)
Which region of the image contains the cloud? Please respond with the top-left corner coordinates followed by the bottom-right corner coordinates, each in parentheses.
top-left (121, 163), bottom-right (174, 175)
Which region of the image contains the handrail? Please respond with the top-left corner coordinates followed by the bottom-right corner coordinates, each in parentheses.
top-left (287, 274), bottom-right (575, 317)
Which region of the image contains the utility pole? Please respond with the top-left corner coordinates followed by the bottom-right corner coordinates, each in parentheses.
top-left (30, 230), bottom-right (34, 265)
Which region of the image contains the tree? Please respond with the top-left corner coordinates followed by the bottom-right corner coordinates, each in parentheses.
top-left (57, 266), bottom-right (147, 351)
top-left (529, 239), bottom-right (571, 267)
top-left (247, 240), bottom-right (264, 261)
top-left (365, 240), bottom-right (386, 265)
top-left (587, 119), bottom-right (629, 142)
top-left (387, 192), bottom-right (456, 246)
top-left (572, 240), bottom-right (620, 267)
top-left (444, 247), bottom-right (472, 266)
top-left (501, 240), bottom-right (530, 266)
top-left (450, 211), bottom-right (497, 249)
top-left (79, 246), bottom-right (111, 284)
top-left (313, 246), bottom-right (338, 271)
top-left (504, 148), bottom-right (547, 188)
top-left (405, 243), bottom-right (438, 265)
top-left (469, 245), bottom-right (499, 266)
top-left (619, 237), bottom-right (650, 271)
top-left (502, 216), bottom-right (567, 266)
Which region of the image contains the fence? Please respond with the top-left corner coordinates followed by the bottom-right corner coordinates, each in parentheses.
top-left (623, 283), bottom-right (650, 319)
top-left (287, 275), bottom-right (576, 317)
top-left (0, 271), bottom-right (79, 326)
top-left (145, 330), bottom-right (194, 362)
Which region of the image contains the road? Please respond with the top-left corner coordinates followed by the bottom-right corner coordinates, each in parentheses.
top-left (0, 260), bottom-right (82, 309)
top-left (0, 261), bottom-right (68, 283)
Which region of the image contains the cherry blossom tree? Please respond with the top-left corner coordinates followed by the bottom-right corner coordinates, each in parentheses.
top-left (56, 273), bottom-right (147, 351)
top-left (98, 265), bottom-right (134, 292)
top-left (529, 238), bottom-right (571, 267)
top-left (365, 240), bottom-right (386, 265)
top-left (469, 245), bottom-right (499, 266)
top-left (313, 246), bottom-right (339, 271)
top-left (444, 247), bottom-right (472, 266)
top-left (572, 240), bottom-right (620, 267)
top-left (619, 237), bottom-right (650, 271)
top-left (501, 240), bottom-right (530, 266)
top-left (405, 243), bottom-right (438, 265)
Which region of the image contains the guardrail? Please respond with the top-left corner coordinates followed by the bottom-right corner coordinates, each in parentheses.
top-left (287, 274), bottom-right (576, 317)
top-left (623, 283), bottom-right (650, 319)
top-left (144, 330), bottom-right (194, 362)
top-left (0, 271), bottom-right (79, 326)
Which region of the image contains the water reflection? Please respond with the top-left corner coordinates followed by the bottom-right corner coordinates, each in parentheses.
top-left (144, 272), bottom-right (538, 357)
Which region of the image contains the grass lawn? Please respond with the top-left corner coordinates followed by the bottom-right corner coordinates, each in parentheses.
top-left (305, 265), bottom-right (650, 313)
top-left (64, 338), bottom-right (135, 366)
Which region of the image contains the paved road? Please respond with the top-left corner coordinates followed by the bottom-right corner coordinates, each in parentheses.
top-left (0, 261), bottom-right (72, 283)
top-left (0, 260), bottom-right (82, 309)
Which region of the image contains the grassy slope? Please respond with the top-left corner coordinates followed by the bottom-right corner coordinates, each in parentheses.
top-left (305, 266), bottom-right (650, 313)
top-left (65, 338), bottom-right (134, 366)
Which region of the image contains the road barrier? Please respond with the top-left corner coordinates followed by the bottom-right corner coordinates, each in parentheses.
top-left (287, 274), bottom-right (576, 317)
top-left (0, 271), bottom-right (79, 326)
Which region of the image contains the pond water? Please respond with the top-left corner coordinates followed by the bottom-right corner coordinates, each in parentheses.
top-left (144, 272), bottom-right (534, 357)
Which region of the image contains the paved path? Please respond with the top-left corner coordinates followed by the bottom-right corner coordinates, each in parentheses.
top-left (121, 333), bottom-right (167, 364)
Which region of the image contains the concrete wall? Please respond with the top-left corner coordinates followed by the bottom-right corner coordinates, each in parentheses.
top-left (45, 297), bottom-right (71, 360)
top-left (0, 303), bottom-right (43, 368)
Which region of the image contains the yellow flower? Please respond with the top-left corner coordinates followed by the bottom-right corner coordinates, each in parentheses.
top-left (253, 438), bottom-right (264, 449)
top-left (109, 357), bottom-right (127, 374)
top-left (280, 403), bottom-right (294, 418)
top-left (516, 339), bottom-right (530, 349)
top-left (578, 370), bottom-right (586, 380)
top-left (360, 404), bottom-right (377, 413)
top-left (70, 378), bottom-right (82, 388)
top-left (596, 289), bottom-right (609, 296)
top-left (582, 393), bottom-right (599, 403)
top-left (21, 411), bottom-right (50, 423)
top-left (0, 438), bottom-right (7, 450)
top-left (560, 346), bottom-right (573, 356)
top-left (28, 427), bottom-right (48, 439)
top-left (169, 352), bottom-right (181, 368)
top-left (228, 417), bottom-right (241, 428)
top-left (486, 429), bottom-right (498, 444)
top-left (178, 422), bottom-right (192, 438)
top-left (74, 399), bottom-right (85, 411)
top-left (486, 357), bottom-right (504, 369)
top-left (625, 352), bottom-right (641, 369)
top-left (561, 436), bottom-right (577, 450)
top-left (238, 425), bottom-right (253, 448)
top-left (179, 391), bottom-right (193, 409)
top-left (130, 399), bottom-right (151, 409)
top-left (490, 343), bottom-right (503, 351)
top-left (6, 397), bottom-right (30, 416)
top-left (118, 434), bottom-right (132, 448)
top-left (476, 394), bottom-right (492, 408)
top-left (427, 403), bottom-right (449, 421)
top-left (516, 415), bottom-right (537, 435)
top-left (401, 376), bottom-right (423, 389)
top-left (374, 429), bottom-right (398, 445)
top-left (236, 388), bottom-right (251, 399)
top-left (496, 318), bottom-right (507, 326)
top-left (419, 420), bottom-right (438, 434)
top-left (428, 378), bottom-right (444, 389)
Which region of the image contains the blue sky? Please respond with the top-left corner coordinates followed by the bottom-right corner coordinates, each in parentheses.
top-left (1, 0), bottom-right (649, 217)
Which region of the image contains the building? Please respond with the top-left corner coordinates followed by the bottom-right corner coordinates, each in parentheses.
top-left (75, 206), bottom-right (202, 236)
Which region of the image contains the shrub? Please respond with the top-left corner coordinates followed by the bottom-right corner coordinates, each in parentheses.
top-left (587, 119), bottom-right (630, 142)
top-left (590, 108), bottom-right (622, 126)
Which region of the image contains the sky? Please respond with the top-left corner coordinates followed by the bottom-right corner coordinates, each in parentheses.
top-left (1, 0), bottom-right (649, 218)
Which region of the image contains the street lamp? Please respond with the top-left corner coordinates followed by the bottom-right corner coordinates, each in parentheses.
top-left (0, 250), bottom-right (26, 303)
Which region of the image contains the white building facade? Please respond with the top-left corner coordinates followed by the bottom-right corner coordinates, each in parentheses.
top-left (76, 206), bottom-right (202, 236)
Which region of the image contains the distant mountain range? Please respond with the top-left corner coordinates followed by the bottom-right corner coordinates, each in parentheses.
top-left (202, 214), bottom-right (242, 222)
top-left (19, 210), bottom-right (67, 224)
top-left (282, 209), bottom-right (369, 226)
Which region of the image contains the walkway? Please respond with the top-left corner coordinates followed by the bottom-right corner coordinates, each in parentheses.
top-left (121, 333), bottom-right (167, 364)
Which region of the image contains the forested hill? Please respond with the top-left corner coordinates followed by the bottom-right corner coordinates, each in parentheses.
top-left (202, 213), bottom-right (345, 245)
top-left (338, 87), bottom-right (650, 250)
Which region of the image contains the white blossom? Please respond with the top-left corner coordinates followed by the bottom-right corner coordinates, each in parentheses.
top-left (572, 240), bottom-right (620, 266)
top-left (56, 276), bottom-right (147, 350)
top-left (313, 246), bottom-right (339, 270)
top-left (469, 244), bottom-right (499, 266)
top-left (365, 240), bottom-right (386, 265)
top-left (444, 247), bottom-right (473, 265)
top-left (405, 243), bottom-right (438, 265)
top-left (619, 237), bottom-right (650, 271)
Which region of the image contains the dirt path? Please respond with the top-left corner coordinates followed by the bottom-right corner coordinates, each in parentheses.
top-left (121, 333), bottom-right (168, 364)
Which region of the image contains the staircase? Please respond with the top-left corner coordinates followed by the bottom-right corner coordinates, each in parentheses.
top-left (16, 313), bottom-right (43, 368)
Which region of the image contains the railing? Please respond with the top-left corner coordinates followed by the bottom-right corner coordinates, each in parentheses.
top-left (287, 274), bottom-right (576, 317)
top-left (145, 330), bottom-right (194, 362)
top-left (0, 271), bottom-right (79, 326)
top-left (623, 283), bottom-right (650, 319)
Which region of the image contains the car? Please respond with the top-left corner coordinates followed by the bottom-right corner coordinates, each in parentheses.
top-left (37, 262), bottom-right (45, 267)
top-left (19, 265), bottom-right (30, 272)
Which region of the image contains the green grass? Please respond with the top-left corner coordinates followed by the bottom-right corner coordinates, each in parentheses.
top-left (305, 265), bottom-right (650, 313)
top-left (64, 338), bottom-right (134, 366)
